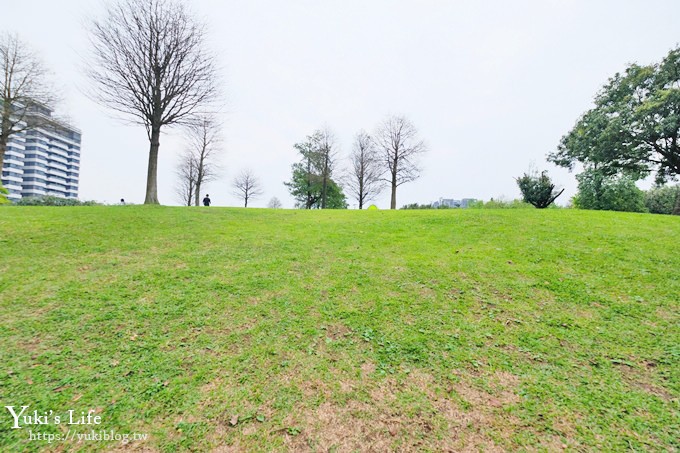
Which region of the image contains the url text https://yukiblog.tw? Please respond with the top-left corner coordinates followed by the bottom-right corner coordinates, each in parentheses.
top-left (28, 429), bottom-right (148, 444)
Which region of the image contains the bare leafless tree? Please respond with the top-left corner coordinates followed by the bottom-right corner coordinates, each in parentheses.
top-left (374, 115), bottom-right (427, 209)
top-left (186, 115), bottom-right (221, 206)
top-left (316, 128), bottom-right (337, 209)
top-left (267, 196), bottom-right (282, 209)
top-left (175, 150), bottom-right (198, 206)
top-left (1, 33), bottom-right (56, 171)
top-left (87, 0), bottom-right (218, 204)
top-left (174, 115), bottom-right (221, 206)
top-left (345, 130), bottom-right (384, 209)
top-left (232, 169), bottom-right (263, 207)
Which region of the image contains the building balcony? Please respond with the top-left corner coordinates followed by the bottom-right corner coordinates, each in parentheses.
top-left (2, 174), bottom-right (23, 183)
top-left (48, 162), bottom-right (68, 172)
top-left (47, 177), bottom-right (67, 185)
top-left (50, 147), bottom-right (69, 159)
top-left (3, 182), bottom-right (22, 192)
top-left (49, 169), bottom-right (69, 178)
top-left (5, 150), bottom-right (25, 158)
top-left (24, 157), bottom-right (49, 165)
top-left (46, 184), bottom-right (66, 192)
top-left (49, 154), bottom-right (68, 165)
top-left (23, 188), bottom-right (47, 197)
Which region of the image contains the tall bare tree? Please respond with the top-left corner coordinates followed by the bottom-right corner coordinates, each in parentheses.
top-left (87, 0), bottom-right (218, 204)
top-left (174, 116), bottom-right (220, 206)
top-left (374, 115), bottom-right (427, 209)
top-left (1, 33), bottom-right (55, 171)
top-left (232, 169), bottom-right (263, 207)
top-left (175, 150), bottom-right (198, 206)
top-left (186, 116), bottom-right (221, 206)
top-left (345, 130), bottom-right (384, 209)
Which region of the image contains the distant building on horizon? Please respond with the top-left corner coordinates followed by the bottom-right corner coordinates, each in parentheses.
top-left (1, 105), bottom-right (82, 202)
top-left (432, 197), bottom-right (477, 208)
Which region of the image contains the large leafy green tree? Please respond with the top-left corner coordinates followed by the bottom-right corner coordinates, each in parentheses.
top-left (549, 47), bottom-right (680, 214)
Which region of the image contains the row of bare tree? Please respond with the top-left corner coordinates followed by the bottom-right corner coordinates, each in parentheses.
top-left (172, 115), bottom-right (264, 207)
top-left (287, 115), bottom-right (427, 210)
top-left (348, 115), bottom-right (427, 209)
top-left (3, 0), bottom-right (427, 209)
top-left (2, 0), bottom-right (218, 205)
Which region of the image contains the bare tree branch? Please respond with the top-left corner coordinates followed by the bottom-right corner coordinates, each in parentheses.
top-left (267, 196), bottom-right (282, 209)
top-left (344, 130), bottom-right (385, 209)
top-left (86, 0), bottom-right (219, 204)
top-left (315, 127), bottom-right (337, 209)
top-left (174, 115), bottom-right (221, 206)
top-left (0, 33), bottom-right (57, 171)
top-left (175, 149), bottom-right (197, 206)
top-left (185, 115), bottom-right (221, 206)
top-left (232, 168), bottom-right (263, 207)
top-left (373, 115), bottom-right (427, 209)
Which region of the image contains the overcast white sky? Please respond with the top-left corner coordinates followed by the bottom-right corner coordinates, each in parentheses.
top-left (5, 0), bottom-right (680, 207)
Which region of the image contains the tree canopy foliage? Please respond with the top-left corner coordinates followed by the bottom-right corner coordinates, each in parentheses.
top-left (573, 169), bottom-right (646, 213)
top-left (285, 131), bottom-right (347, 209)
top-left (645, 184), bottom-right (680, 215)
top-left (549, 47), bottom-right (680, 184)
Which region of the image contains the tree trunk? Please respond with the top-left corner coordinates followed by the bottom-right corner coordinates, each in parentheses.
top-left (244, 194), bottom-right (248, 208)
top-left (321, 174), bottom-right (328, 209)
top-left (194, 180), bottom-right (201, 207)
top-left (321, 154), bottom-right (328, 209)
top-left (0, 134), bottom-right (7, 173)
top-left (0, 114), bottom-right (11, 171)
top-left (144, 125), bottom-right (161, 204)
top-left (194, 155), bottom-right (205, 206)
top-left (358, 177), bottom-right (364, 209)
top-left (390, 184), bottom-right (396, 209)
top-left (390, 153), bottom-right (398, 209)
top-left (673, 188), bottom-right (680, 215)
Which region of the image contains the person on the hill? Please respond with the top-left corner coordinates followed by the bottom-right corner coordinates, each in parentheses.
top-left (203, 194), bottom-right (211, 206)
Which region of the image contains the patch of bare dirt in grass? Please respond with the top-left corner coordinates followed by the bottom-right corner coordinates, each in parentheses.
top-left (107, 444), bottom-right (159, 452)
top-left (274, 369), bottom-right (536, 452)
top-left (323, 323), bottom-right (353, 341)
top-left (360, 361), bottom-right (376, 375)
top-left (199, 367), bottom-right (569, 452)
top-left (616, 363), bottom-right (676, 402)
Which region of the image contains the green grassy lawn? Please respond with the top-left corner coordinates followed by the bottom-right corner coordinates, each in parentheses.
top-left (0, 206), bottom-right (678, 451)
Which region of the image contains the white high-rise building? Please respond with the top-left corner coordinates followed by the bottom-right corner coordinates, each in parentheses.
top-left (1, 105), bottom-right (81, 202)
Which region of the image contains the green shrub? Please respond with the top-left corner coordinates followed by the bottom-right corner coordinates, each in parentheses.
top-left (468, 198), bottom-right (534, 209)
top-left (0, 184), bottom-right (9, 205)
top-left (516, 170), bottom-right (564, 208)
top-left (574, 171), bottom-right (646, 213)
top-left (645, 185), bottom-right (680, 215)
top-left (401, 203), bottom-right (434, 209)
top-left (14, 196), bottom-right (100, 206)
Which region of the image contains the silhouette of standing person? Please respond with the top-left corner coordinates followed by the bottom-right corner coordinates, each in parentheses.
top-left (203, 194), bottom-right (211, 206)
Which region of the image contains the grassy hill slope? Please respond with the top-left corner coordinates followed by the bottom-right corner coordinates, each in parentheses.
top-left (0, 207), bottom-right (678, 451)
